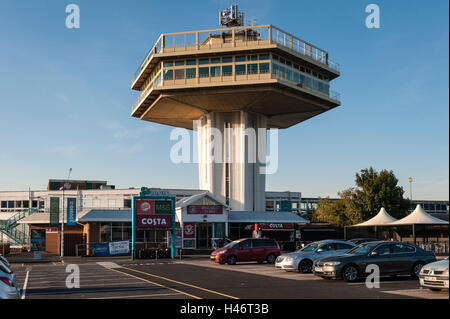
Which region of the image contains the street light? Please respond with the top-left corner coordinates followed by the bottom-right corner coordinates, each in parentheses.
top-left (408, 177), bottom-right (413, 201)
top-left (60, 168), bottom-right (72, 261)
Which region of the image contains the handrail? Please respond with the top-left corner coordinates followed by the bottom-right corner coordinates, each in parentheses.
top-left (132, 25), bottom-right (339, 86)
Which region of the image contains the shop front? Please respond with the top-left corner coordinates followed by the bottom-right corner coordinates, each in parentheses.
top-left (228, 211), bottom-right (309, 251)
top-left (176, 192), bottom-right (229, 250)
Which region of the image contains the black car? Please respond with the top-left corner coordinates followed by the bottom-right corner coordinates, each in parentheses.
top-left (347, 238), bottom-right (379, 245)
top-left (313, 241), bottom-right (436, 282)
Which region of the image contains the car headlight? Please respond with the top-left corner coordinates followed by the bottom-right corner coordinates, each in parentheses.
top-left (324, 261), bottom-right (341, 266)
top-left (216, 250), bottom-right (227, 255)
top-left (284, 257), bottom-right (293, 262)
top-left (444, 269), bottom-right (449, 276)
top-left (419, 267), bottom-right (427, 275)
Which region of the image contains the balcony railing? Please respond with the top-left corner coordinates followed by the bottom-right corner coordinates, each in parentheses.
top-left (132, 25), bottom-right (340, 85)
top-left (131, 68), bottom-right (340, 114)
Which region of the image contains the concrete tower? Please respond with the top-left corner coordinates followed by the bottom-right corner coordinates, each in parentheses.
top-left (130, 7), bottom-right (340, 211)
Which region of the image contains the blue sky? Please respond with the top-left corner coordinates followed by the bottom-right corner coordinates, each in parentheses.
top-left (0, 0), bottom-right (448, 200)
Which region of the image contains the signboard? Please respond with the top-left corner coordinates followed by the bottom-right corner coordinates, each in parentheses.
top-left (187, 205), bottom-right (222, 215)
top-left (49, 197), bottom-right (60, 226)
top-left (183, 222), bottom-right (196, 239)
top-left (66, 198), bottom-right (76, 226)
top-left (109, 240), bottom-right (130, 255)
top-left (132, 189), bottom-right (176, 260)
top-left (91, 241), bottom-right (130, 257)
top-left (46, 227), bottom-right (59, 233)
top-left (136, 215), bottom-right (172, 229)
top-left (280, 201), bottom-right (292, 212)
top-left (259, 223), bottom-right (294, 231)
top-left (136, 200), bottom-right (155, 214)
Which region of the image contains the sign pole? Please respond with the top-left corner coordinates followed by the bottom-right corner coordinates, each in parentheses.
top-left (131, 197), bottom-right (136, 260)
top-left (171, 197), bottom-right (175, 259)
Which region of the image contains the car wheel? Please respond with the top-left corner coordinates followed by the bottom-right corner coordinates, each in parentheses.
top-left (266, 254), bottom-right (276, 264)
top-left (227, 255), bottom-right (237, 265)
top-left (411, 262), bottom-right (425, 279)
top-left (342, 264), bottom-right (359, 282)
top-left (298, 259), bottom-right (313, 273)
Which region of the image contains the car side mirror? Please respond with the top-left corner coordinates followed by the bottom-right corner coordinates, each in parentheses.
top-left (316, 248), bottom-right (323, 253)
top-left (239, 246), bottom-right (244, 250)
top-left (370, 251), bottom-right (378, 257)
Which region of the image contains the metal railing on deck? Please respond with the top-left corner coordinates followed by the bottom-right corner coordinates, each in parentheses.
top-left (132, 25), bottom-right (340, 85)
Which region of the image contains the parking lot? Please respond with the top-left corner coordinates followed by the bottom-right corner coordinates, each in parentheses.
top-left (9, 258), bottom-right (449, 299)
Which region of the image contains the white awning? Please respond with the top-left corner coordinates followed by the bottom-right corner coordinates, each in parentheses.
top-left (388, 204), bottom-right (449, 226)
top-left (350, 207), bottom-right (397, 227)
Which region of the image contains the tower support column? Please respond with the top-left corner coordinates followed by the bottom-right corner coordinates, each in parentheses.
top-left (197, 111), bottom-right (267, 211)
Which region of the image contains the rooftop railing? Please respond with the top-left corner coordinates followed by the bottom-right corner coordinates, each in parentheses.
top-left (132, 25), bottom-right (339, 85)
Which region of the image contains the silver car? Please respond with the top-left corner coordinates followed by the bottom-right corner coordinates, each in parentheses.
top-left (275, 240), bottom-right (356, 273)
top-left (0, 259), bottom-right (20, 299)
top-left (419, 258), bottom-right (449, 291)
top-left (0, 254), bottom-right (10, 268)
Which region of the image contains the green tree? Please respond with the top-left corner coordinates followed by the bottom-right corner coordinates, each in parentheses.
top-left (311, 167), bottom-right (410, 226)
top-left (353, 167), bottom-right (410, 220)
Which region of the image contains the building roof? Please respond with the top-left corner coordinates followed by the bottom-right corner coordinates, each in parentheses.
top-left (228, 211), bottom-right (309, 224)
top-left (350, 207), bottom-right (397, 227)
top-left (176, 192), bottom-right (229, 209)
top-left (77, 209), bottom-right (132, 223)
top-left (389, 205), bottom-right (449, 226)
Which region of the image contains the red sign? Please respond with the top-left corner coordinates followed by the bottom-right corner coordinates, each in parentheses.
top-left (46, 227), bottom-right (59, 233)
top-left (136, 214), bottom-right (172, 229)
top-left (187, 205), bottom-right (222, 215)
top-left (183, 222), bottom-right (196, 239)
top-left (259, 223), bottom-right (294, 231)
top-left (136, 200), bottom-right (155, 215)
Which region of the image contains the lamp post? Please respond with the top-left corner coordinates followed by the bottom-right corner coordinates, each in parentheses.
top-left (60, 168), bottom-right (72, 261)
top-left (408, 177), bottom-right (413, 201)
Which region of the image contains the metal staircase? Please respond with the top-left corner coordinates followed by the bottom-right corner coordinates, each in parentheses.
top-left (0, 208), bottom-right (37, 245)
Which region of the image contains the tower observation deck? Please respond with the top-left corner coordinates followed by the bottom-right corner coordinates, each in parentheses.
top-left (130, 9), bottom-right (340, 211)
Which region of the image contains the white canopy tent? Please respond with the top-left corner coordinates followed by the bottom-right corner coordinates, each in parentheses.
top-left (389, 205), bottom-right (448, 226)
top-left (345, 207), bottom-right (397, 239)
top-left (388, 205), bottom-right (448, 244)
top-left (351, 207), bottom-right (397, 227)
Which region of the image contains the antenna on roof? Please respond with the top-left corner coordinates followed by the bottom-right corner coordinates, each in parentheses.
top-left (219, 5), bottom-right (244, 27)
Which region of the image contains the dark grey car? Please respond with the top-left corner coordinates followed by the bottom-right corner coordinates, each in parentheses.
top-left (313, 241), bottom-right (436, 282)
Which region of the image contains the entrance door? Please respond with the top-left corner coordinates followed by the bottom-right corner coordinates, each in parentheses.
top-left (197, 223), bottom-right (212, 249)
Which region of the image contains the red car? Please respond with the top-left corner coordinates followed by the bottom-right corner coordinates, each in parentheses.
top-left (210, 238), bottom-right (280, 265)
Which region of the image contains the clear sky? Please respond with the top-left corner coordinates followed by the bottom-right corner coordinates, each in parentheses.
top-left (0, 0), bottom-right (448, 200)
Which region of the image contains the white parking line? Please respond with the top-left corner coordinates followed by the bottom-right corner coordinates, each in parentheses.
top-left (21, 270), bottom-right (30, 299)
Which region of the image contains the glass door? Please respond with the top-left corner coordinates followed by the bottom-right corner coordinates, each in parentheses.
top-left (196, 223), bottom-right (212, 249)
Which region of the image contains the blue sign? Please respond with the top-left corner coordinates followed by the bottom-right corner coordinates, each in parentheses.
top-left (90, 241), bottom-right (130, 257)
top-left (67, 198), bottom-right (76, 226)
top-left (90, 243), bottom-right (110, 257)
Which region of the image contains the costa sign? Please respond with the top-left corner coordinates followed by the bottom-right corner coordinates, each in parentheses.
top-left (136, 215), bottom-right (172, 229)
top-left (259, 223), bottom-right (294, 231)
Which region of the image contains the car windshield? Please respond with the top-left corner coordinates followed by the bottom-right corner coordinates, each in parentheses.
top-left (346, 243), bottom-right (377, 255)
top-left (223, 240), bottom-right (242, 248)
top-left (301, 242), bottom-right (322, 252)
